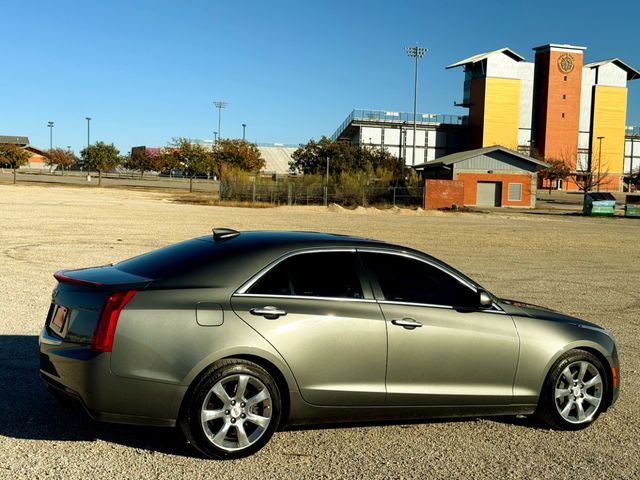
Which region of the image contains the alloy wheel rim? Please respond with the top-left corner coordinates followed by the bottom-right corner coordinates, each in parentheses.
top-left (554, 360), bottom-right (603, 424)
top-left (200, 374), bottom-right (273, 451)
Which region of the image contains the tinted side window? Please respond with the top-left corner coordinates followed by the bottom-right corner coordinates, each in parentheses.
top-left (249, 252), bottom-right (364, 299)
top-left (362, 253), bottom-right (477, 307)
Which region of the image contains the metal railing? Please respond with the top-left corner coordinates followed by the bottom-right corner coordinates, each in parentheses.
top-left (331, 109), bottom-right (467, 140)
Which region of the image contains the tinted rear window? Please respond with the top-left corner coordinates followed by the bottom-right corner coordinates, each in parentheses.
top-left (116, 238), bottom-right (220, 279)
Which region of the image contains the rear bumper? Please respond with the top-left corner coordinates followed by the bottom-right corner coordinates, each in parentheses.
top-left (39, 326), bottom-right (186, 427)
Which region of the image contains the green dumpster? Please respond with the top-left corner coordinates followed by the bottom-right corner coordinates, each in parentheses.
top-left (625, 195), bottom-right (640, 217)
top-left (583, 192), bottom-right (616, 216)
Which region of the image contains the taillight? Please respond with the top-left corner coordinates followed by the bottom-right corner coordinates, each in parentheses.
top-left (91, 291), bottom-right (137, 352)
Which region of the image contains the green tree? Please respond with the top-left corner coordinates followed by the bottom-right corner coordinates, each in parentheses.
top-left (215, 139), bottom-right (265, 173)
top-left (290, 137), bottom-right (353, 178)
top-left (290, 137), bottom-right (408, 183)
top-left (169, 138), bottom-right (215, 192)
top-left (0, 143), bottom-right (31, 184)
top-left (81, 141), bottom-right (121, 185)
top-left (46, 148), bottom-right (76, 175)
top-left (125, 148), bottom-right (163, 178)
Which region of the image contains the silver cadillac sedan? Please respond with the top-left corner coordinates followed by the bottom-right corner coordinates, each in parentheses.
top-left (39, 229), bottom-right (619, 459)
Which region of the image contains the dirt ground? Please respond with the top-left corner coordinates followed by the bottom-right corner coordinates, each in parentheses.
top-left (1, 184), bottom-right (639, 479)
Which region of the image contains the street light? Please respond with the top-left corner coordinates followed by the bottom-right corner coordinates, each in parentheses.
top-left (596, 136), bottom-right (605, 192)
top-left (405, 45), bottom-right (427, 166)
top-left (85, 117), bottom-right (91, 149)
top-left (213, 101), bottom-right (227, 142)
top-left (242, 123), bottom-right (247, 141)
top-left (47, 121), bottom-right (54, 150)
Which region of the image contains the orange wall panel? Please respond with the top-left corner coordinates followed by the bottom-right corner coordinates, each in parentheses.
top-left (468, 78), bottom-right (486, 149)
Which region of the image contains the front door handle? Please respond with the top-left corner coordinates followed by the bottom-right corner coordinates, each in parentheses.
top-left (391, 318), bottom-right (422, 329)
top-left (250, 306), bottom-right (287, 319)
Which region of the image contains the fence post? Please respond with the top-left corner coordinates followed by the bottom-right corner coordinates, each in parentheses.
top-left (288, 184), bottom-right (292, 205)
top-left (252, 183), bottom-right (256, 203)
top-left (324, 186), bottom-right (328, 206)
top-left (392, 186), bottom-right (396, 206)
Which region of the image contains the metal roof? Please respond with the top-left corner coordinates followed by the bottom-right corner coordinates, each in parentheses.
top-left (413, 145), bottom-right (550, 169)
top-left (446, 48), bottom-right (525, 69)
top-left (584, 58), bottom-right (640, 81)
top-left (0, 135), bottom-right (29, 146)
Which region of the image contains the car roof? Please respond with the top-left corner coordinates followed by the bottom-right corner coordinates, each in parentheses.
top-left (115, 230), bottom-right (393, 287)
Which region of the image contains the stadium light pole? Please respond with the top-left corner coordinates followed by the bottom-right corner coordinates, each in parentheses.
top-left (213, 131), bottom-right (218, 144)
top-left (47, 121), bottom-right (54, 150)
top-left (405, 45), bottom-right (427, 165)
top-left (596, 136), bottom-right (605, 192)
top-left (242, 123), bottom-right (247, 141)
top-left (214, 101), bottom-right (227, 141)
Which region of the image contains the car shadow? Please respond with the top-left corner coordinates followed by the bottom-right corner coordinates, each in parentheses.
top-left (0, 335), bottom-right (192, 457)
top-left (2, 335), bottom-right (545, 457)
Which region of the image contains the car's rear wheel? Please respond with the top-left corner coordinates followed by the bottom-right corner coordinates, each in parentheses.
top-left (536, 349), bottom-right (608, 430)
top-left (180, 359), bottom-right (281, 459)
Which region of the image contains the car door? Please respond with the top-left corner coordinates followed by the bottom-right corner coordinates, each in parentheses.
top-left (231, 249), bottom-right (387, 406)
top-left (359, 251), bottom-right (519, 406)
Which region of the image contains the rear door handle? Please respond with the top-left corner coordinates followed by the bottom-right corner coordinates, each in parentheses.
top-left (391, 318), bottom-right (422, 329)
top-left (250, 306), bottom-right (287, 319)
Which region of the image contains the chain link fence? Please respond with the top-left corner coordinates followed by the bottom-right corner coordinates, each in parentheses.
top-left (220, 182), bottom-right (424, 207)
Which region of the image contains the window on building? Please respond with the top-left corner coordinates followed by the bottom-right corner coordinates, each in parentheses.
top-left (562, 113), bottom-right (566, 118)
top-left (508, 183), bottom-right (522, 202)
top-left (562, 94), bottom-right (566, 100)
top-left (564, 76), bottom-right (568, 81)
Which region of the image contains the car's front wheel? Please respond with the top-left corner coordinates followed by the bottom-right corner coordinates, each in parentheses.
top-left (536, 349), bottom-right (608, 430)
top-left (180, 359), bottom-right (282, 459)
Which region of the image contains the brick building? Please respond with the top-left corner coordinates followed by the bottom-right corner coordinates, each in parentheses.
top-left (415, 146), bottom-right (548, 209)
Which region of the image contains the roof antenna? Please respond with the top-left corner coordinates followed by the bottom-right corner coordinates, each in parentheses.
top-left (212, 228), bottom-right (240, 241)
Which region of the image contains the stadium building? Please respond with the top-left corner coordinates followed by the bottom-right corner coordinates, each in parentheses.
top-left (332, 43), bottom-right (640, 192)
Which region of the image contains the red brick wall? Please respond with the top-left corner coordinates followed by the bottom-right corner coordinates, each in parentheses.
top-left (424, 180), bottom-right (465, 209)
top-left (457, 173), bottom-right (533, 207)
top-left (534, 49), bottom-right (583, 165)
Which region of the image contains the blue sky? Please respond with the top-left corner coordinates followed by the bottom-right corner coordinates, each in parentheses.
top-left (2, 0), bottom-right (639, 154)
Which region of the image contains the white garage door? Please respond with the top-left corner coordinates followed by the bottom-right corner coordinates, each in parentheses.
top-left (476, 182), bottom-right (502, 207)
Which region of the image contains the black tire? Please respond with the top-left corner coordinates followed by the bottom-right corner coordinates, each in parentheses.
top-left (536, 349), bottom-right (608, 430)
top-left (179, 359), bottom-right (282, 459)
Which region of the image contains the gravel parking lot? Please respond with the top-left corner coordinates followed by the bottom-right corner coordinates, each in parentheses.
top-left (1, 184), bottom-right (639, 479)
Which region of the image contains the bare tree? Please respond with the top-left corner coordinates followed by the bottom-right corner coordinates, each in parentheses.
top-left (538, 158), bottom-right (572, 193)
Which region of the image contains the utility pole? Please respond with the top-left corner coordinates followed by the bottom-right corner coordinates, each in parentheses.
top-left (242, 123), bottom-right (247, 141)
top-left (597, 136), bottom-right (605, 192)
top-left (405, 45), bottom-right (427, 165)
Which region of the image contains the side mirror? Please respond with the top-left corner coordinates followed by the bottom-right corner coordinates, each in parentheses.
top-left (478, 290), bottom-right (493, 309)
